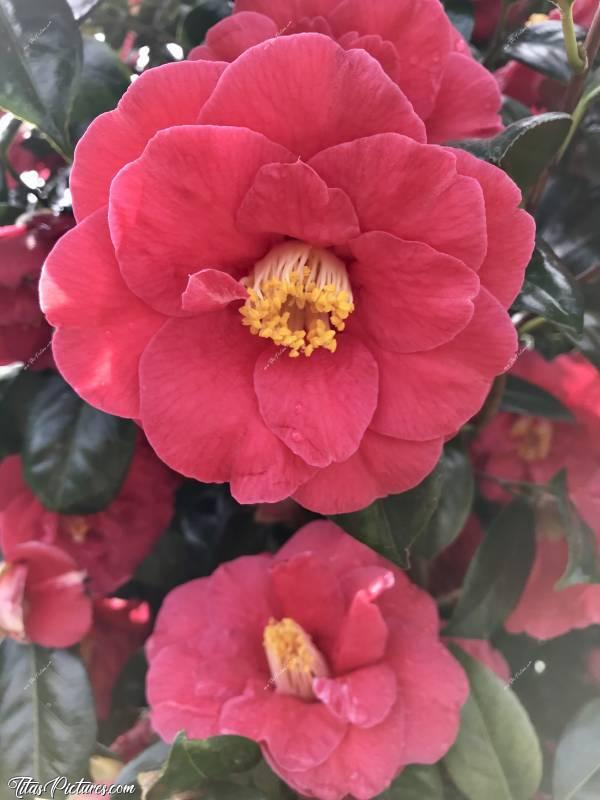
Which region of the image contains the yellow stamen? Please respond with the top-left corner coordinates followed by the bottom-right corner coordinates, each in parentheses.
top-left (526, 13), bottom-right (550, 26)
top-left (240, 241), bottom-right (354, 357)
top-left (65, 516), bottom-right (91, 543)
top-left (510, 417), bottom-right (554, 462)
top-left (263, 617), bottom-right (329, 700)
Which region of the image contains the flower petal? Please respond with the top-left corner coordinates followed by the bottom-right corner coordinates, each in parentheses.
top-left (371, 288), bottom-right (518, 441)
top-left (189, 11), bottom-right (278, 61)
top-left (110, 125), bottom-right (294, 315)
top-left (293, 430), bottom-right (442, 513)
top-left (426, 53), bottom-right (502, 144)
top-left (71, 60), bottom-right (226, 221)
top-left (314, 663), bottom-right (397, 728)
top-left (40, 208), bottom-right (164, 418)
top-left (254, 335), bottom-right (378, 467)
top-left (309, 134), bottom-right (487, 272)
top-left (351, 232), bottom-right (479, 353)
top-left (198, 33), bottom-right (425, 158)
top-left (237, 160), bottom-right (360, 246)
top-left (182, 270), bottom-right (247, 313)
top-left (139, 311), bottom-right (315, 503)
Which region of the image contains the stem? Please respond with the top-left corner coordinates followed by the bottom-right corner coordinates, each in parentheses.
top-left (518, 315), bottom-right (547, 334)
top-left (558, 0), bottom-right (587, 73)
top-left (483, 0), bottom-right (512, 69)
top-left (557, 83), bottom-right (600, 160)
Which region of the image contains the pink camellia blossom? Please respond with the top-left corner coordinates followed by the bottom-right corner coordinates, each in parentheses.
top-left (0, 539), bottom-right (92, 648)
top-left (473, 351), bottom-right (600, 639)
top-left (189, 0), bottom-right (503, 143)
top-left (146, 521), bottom-right (468, 800)
top-left (41, 34), bottom-right (534, 513)
top-left (0, 438), bottom-right (177, 595)
top-left (0, 212), bottom-right (73, 368)
top-left (81, 598), bottom-right (152, 719)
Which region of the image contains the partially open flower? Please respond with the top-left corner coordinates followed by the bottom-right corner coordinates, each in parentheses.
top-left (0, 541), bottom-right (91, 648)
top-left (0, 438), bottom-right (178, 595)
top-left (42, 34), bottom-right (534, 513)
top-left (146, 521), bottom-right (468, 800)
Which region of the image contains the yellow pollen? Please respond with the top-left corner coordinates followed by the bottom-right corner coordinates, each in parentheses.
top-left (263, 617), bottom-right (329, 700)
top-left (240, 241), bottom-right (354, 357)
top-left (526, 13), bottom-right (550, 26)
top-left (65, 516), bottom-right (91, 543)
top-left (510, 417), bottom-right (554, 462)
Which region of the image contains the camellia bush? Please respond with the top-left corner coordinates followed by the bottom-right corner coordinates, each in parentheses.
top-left (2, 0), bottom-right (600, 798)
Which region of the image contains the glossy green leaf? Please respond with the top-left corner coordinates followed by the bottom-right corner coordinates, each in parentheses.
top-left (22, 374), bottom-right (137, 514)
top-left (504, 20), bottom-right (586, 83)
top-left (0, 641), bottom-right (97, 787)
top-left (501, 96), bottom-right (531, 126)
top-left (143, 732), bottom-right (262, 800)
top-left (500, 375), bottom-right (574, 421)
top-left (69, 35), bottom-right (130, 142)
top-left (443, 498), bottom-right (536, 637)
top-left (450, 113), bottom-right (572, 193)
top-left (333, 460), bottom-right (444, 567)
top-left (0, 365), bottom-right (48, 458)
top-left (414, 444), bottom-right (474, 559)
top-left (547, 471), bottom-right (600, 588)
top-left (376, 764), bottom-right (445, 799)
top-left (0, 0), bottom-right (82, 156)
top-left (569, 311), bottom-right (600, 371)
top-left (515, 242), bottom-right (584, 334)
top-left (553, 699), bottom-right (600, 799)
top-left (444, 647), bottom-right (543, 800)
top-left (181, 0), bottom-right (231, 48)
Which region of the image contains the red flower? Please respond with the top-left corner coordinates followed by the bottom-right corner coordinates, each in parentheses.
top-left (0, 540), bottom-right (91, 648)
top-left (41, 35), bottom-right (534, 513)
top-left (146, 521), bottom-right (468, 800)
top-left (473, 351), bottom-right (600, 639)
top-left (0, 438), bottom-right (178, 595)
top-left (0, 212), bottom-right (73, 368)
top-left (81, 598), bottom-right (152, 719)
top-left (189, 0), bottom-right (502, 143)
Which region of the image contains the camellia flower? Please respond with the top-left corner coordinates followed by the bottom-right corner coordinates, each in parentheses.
top-left (0, 539), bottom-right (91, 648)
top-left (0, 212), bottom-right (73, 367)
top-left (189, 0), bottom-right (503, 143)
top-left (81, 598), bottom-right (152, 719)
top-left (146, 521), bottom-right (468, 800)
top-left (0, 438), bottom-right (177, 595)
top-left (42, 34), bottom-right (534, 513)
top-left (473, 351), bottom-right (600, 639)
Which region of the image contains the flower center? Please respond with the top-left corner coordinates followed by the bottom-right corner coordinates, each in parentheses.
top-left (240, 241), bottom-right (354, 358)
top-left (510, 417), bottom-right (554, 462)
top-left (64, 515), bottom-right (91, 543)
top-left (263, 617), bottom-right (329, 700)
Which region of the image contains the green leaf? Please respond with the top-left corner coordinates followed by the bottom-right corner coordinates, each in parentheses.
top-left (547, 471), bottom-right (600, 588)
top-left (22, 374), bottom-right (137, 514)
top-left (450, 113), bottom-right (572, 193)
top-left (0, 202), bottom-right (24, 224)
top-left (0, 641), bottom-right (97, 786)
top-left (0, 365), bottom-right (48, 458)
top-left (181, 0), bottom-right (231, 49)
top-left (143, 732), bottom-right (262, 800)
top-left (0, 0), bottom-right (83, 157)
top-left (504, 20), bottom-right (586, 83)
top-left (500, 375), bottom-right (574, 421)
top-left (501, 97), bottom-right (531, 126)
top-left (69, 35), bottom-right (130, 142)
top-left (444, 647), bottom-right (542, 800)
top-left (443, 498), bottom-right (536, 637)
top-left (414, 443), bottom-right (474, 559)
top-left (66, 0), bottom-right (106, 21)
top-left (442, 0), bottom-right (474, 41)
top-left (515, 242), bottom-right (584, 334)
top-left (332, 460), bottom-right (444, 567)
top-left (553, 699), bottom-right (600, 799)
top-left (376, 764), bottom-right (445, 799)
top-left (115, 740), bottom-right (169, 797)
